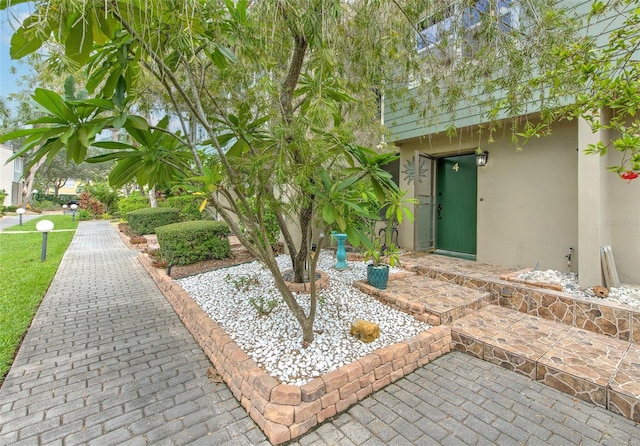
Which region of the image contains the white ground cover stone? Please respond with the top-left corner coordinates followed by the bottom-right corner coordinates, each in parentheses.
top-left (177, 251), bottom-right (430, 386)
top-left (518, 269), bottom-right (640, 310)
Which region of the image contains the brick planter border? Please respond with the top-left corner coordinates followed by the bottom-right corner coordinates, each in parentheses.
top-left (138, 253), bottom-right (453, 444)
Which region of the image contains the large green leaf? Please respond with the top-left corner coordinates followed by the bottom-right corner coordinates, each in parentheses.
top-left (0, 127), bottom-right (49, 143)
top-left (77, 125), bottom-right (90, 148)
top-left (108, 157), bottom-right (142, 188)
top-left (322, 203), bottom-right (336, 224)
top-left (125, 115), bottom-right (149, 131)
top-left (33, 88), bottom-right (76, 122)
top-left (113, 75), bottom-right (126, 108)
top-left (10, 18), bottom-right (44, 59)
top-left (65, 14), bottom-right (94, 65)
top-left (92, 141), bottom-right (134, 150)
top-left (91, 8), bottom-right (116, 44)
top-left (113, 112), bottom-right (127, 130)
top-left (64, 76), bottom-right (76, 101)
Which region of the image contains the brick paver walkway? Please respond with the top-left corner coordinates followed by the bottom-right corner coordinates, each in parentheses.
top-left (0, 221), bottom-right (266, 445)
top-left (1, 221), bottom-right (638, 445)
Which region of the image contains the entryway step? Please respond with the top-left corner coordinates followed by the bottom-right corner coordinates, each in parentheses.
top-left (354, 274), bottom-right (490, 325)
top-left (452, 305), bottom-right (640, 422)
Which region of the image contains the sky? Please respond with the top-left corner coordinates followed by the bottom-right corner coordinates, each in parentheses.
top-left (0, 3), bottom-right (34, 107)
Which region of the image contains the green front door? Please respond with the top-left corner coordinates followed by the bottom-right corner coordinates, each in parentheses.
top-left (436, 153), bottom-right (477, 258)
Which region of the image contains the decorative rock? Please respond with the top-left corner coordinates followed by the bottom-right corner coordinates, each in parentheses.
top-left (593, 285), bottom-right (609, 298)
top-left (350, 319), bottom-right (380, 343)
top-left (177, 251), bottom-right (430, 385)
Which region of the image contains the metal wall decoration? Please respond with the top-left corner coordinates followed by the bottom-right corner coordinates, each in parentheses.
top-left (402, 157), bottom-right (429, 184)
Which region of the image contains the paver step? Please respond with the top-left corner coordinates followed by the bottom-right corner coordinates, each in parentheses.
top-left (452, 305), bottom-right (640, 422)
top-left (354, 273), bottom-right (490, 325)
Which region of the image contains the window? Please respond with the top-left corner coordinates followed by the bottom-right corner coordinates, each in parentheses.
top-left (64, 178), bottom-right (75, 188)
top-left (12, 156), bottom-right (23, 183)
top-left (416, 0), bottom-right (520, 56)
top-left (417, 6), bottom-right (455, 53)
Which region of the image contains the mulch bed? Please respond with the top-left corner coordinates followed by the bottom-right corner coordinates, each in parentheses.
top-left (167, 248), bottom-right (256, 279)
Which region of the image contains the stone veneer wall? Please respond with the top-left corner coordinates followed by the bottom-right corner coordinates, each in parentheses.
top-left (409, 264), bottom-right (640, 343)
top-left (138, 254), bottom-right (453, 444)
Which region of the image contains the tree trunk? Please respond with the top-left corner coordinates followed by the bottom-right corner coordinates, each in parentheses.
top-left (292, 199), bottom-right (313, 283)
top-left (148, 186), bottom-right (158, 207)
top-left (22, 158), bottom-right (45, 205)
top-left (301, 318), bottom-right (314, 345)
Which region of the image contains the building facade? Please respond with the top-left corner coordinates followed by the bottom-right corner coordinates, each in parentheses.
top-left (384, 1), bottom-right (640, 287)
top-left (0, 144), bottom-right (24, 207)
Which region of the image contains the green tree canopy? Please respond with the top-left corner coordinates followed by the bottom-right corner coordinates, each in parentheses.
top-left (517, 0), bottom-right (640, 178)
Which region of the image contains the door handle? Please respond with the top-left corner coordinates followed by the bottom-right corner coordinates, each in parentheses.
top-left (437, 203), bottom-right (442, 219)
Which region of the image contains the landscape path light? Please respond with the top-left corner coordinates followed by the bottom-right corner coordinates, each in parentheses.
top-left (70, 204), bottom-right (78, 222)
top-left (36, 219), bottom-right (54, 262)
top-left (62, 204), bottom-right (68, 214)
top-left (16, 207), bottom-right (25, 226)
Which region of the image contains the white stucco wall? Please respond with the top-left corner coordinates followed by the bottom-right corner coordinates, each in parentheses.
top-left (606, 153), bottom-right (640, 284)
top-left (477, 123), bottom-right (579, 272)
top-left (0, 145), bottom-right (16, 207)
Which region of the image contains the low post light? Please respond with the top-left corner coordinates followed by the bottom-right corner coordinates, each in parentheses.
top-left (36, 220), bottom-right (55, 262)
top-left (70, 203), bottom-right (78, 222)
top-left (62, 204), bottom-right (68, 214)
top-left (16, 207), bottom-right (25, 226)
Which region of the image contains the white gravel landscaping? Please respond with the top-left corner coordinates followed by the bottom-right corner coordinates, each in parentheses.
top-left (177, 251), bottom-right (430, 386)
top-left (518, 270), bottom-right (640, 310)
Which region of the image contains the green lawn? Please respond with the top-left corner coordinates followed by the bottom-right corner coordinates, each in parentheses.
top-left (0, 215), bottom-right (77, 382)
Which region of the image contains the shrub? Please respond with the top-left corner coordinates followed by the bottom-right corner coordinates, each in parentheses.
top-left (162, 195), bottom-right (209, 222)
top-left (127, 207), bottom-right (180, 235)
top-left (117, 195), bottom-right (149, 219)
top-left (156, 220), bottom-right (231, 266)
top-left (33, 200), bottom-right (62, 211)
top-left (147, 249), bottom-right (168, 268)
top-left (79, 192), bottom-right (104, 216)
top-left (82, 183), bottom-right (119, 213)
top-left (77, 209), bottom-right (92, 220)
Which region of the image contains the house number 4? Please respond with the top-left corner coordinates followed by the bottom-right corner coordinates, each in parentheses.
top-left (452, 163), bottom-right (459, 172)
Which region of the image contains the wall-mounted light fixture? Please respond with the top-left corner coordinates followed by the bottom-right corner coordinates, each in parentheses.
top-left (476, 151), bottom-right (489, 167)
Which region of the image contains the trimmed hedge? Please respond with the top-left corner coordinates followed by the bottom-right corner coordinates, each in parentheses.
top-left (156, 220), bottom-right (231, 266)
top-left (127, 207), bottom-right (180, 235)
top-left (118, 195), bottom-right (150, 219)
top-left (162, 196), bottom-right (210, 222)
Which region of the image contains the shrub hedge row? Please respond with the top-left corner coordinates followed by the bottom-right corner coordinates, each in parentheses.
top-left (127, 207), bottom-right (180, 235)
top-left (118, 195), bottom-right (150, 219)
top-left (156, 220), bottom-right (231, 266)
top-left (118, 195), bottom-right (209, 221)
top-left (163, 195), bottom-right (209, 222)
